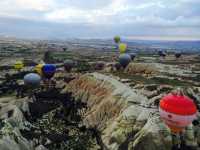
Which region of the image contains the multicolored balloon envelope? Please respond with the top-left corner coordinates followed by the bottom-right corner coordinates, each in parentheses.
top-left (14, 61), bottom-right (24, 71)
top-left (119, 43), bottom-right (127, 54)
top-left (119, 54), bottom-right (131, 68)
top-left (159, 93), bottom-right (197, 133)
top-left (42, 64), bottom-right (56, 79)
top-left (24, 73), bottom-right (41, 87)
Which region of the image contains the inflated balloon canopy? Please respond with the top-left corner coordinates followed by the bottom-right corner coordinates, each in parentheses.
top-left (114, 36), bottom-right (121, 44)
top-left (64, 60), bottom-right (74, 72)
top-left (115, 62), bottom-right (121, 71)
top-left (94, 62), bottom-right (105, 70)
top-left (34, 64), bottom-right (44, 76)
top-left (119, 43), bottom-right (127, 54)
top-left (119, 54), bottom-right (131, 68)
top-left (24, 73), bottom-right (41, 87)
top-left (158, 51), bottom-right (166, 57)
top-left (129, 53), bottom-right (136, 60)
top-left (159, 93), bottom-right (197, 133)
top-left (175, 52), bottom-right (182, 58)
top-left (42, 64), bottom-right (56, 79)
top-left (14, 61), bottom-right (24, 70)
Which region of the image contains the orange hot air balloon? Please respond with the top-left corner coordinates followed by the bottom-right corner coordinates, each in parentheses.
top-left (159, 93), bottom-right (197, 134)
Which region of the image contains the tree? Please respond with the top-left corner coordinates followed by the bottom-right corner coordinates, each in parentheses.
top-left (43, 51), bottom-right (54, 63)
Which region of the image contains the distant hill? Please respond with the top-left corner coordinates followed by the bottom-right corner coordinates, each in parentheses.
top-left (66, 39), bottom-right (200, 52)
top-left (54, 39), bottom-right (200, 53)
top-left (124, 40), bottom-right (200, 52)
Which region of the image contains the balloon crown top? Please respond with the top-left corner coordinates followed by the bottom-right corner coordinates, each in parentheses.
top-left (160, 93), bottom-right (197, 115)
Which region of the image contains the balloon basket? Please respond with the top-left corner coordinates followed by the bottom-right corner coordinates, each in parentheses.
top-left (43, 79), bottom-right (56, 90)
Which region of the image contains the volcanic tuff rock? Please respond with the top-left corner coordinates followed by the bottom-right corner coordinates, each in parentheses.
top-left (65, 73), bottom-right (174, 150)
top-left (125, 62), bottom-right (196, 78)
top-left (125, 63), bottom-right (158, 77)
top-left (0, 97), bottom-right (33, 150)
top-left (0, 73), bottom-right (200, 150)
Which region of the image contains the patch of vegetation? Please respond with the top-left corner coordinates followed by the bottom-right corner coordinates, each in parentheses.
top-left (161, 60), bottom-right (200, 65)
top-left (44, 51), bottom-right (55, 63)
top-left (164, 73), bottom-right (200, 86)
top-left (112, 72), bottom-right (152, 84)
top-left (112, 71), bottom-right (195, 87)
top-left (76, 61), bottom-right (92, 72)
top-left (30, 108), bottom-right (97, 150)
top-left (18, 90), bottom-right (100, 150)
top-left (53, 52), bottom-right (74, 60)
top-left (151, 77), bottom-right (194, 86)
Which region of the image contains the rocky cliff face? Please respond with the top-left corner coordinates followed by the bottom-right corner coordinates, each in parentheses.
top-left (0, 97), bottom-right (34, 150)
top-left (65, 73), bottom-right (176, 150)
top-left (125, 63), bottom-right (158, 77)
top-left (0, 72), bottom-right (199, 150)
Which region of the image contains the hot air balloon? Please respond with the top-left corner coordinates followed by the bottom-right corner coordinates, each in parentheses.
top-left (158, 51), bottom-right (166, 58)
top-left (42, 64), bottom-right (56, 79)
top-left (94, 62), bottom-right (105, 70)
top-left (64, 60), bottom-right (74, 72)
top-left (130, 53), bottom-right (136, 61)
top-left (114, 36), bottom-right (121, 44)
top-left (159, 93), bottom-right (197, 134)
top-left (175, 52), bottom-right (182, 58)
top-left (119, 43), bottom-right (127, 54)
top-left (115, 63), bottom-right (121, 71)
top-left (14, 61), bottom-right (24, 71)
top-left (34, 64), bottom-right (44, 76)
top-left (24, 73), bottom-right (41, 87)
top-left (119, 54), bottom-right (131, 68)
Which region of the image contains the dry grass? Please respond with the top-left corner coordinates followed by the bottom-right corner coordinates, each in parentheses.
top-left (68, 75), bottom-right (125, 130)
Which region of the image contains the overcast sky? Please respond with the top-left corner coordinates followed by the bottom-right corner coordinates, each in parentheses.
top-left (0, 0), bottom-right (200, 40)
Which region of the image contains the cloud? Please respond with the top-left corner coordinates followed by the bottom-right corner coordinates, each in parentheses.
top-left (1, 0), bottom-right (55, 11)
top-left (1, 0), bottom-right (200, 26)
top-left (0, 0), bottom-right (199, 39)
top-left (44, 0), bottom-right (129, 24)
top-left (45, 0), bottom-right (200, 28)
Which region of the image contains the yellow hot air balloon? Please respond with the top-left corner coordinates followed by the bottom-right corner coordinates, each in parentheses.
top-left (34, 64), bottom-right (44, 76)
top-left (119, 43), bottom-right (127, 53)
top-left (14, 61), bottom-right (24, 71)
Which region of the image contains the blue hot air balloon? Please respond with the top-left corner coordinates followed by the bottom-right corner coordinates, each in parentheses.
top-left (24, 73), bottom-right (41, 87)
top-left (42, 64), bottom-right (56, 79)
top-left (119, 54), bottom-right (131, 68)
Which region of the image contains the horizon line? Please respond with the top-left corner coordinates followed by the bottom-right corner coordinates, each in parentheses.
top-left (0, 35), bottom-right (200, 42)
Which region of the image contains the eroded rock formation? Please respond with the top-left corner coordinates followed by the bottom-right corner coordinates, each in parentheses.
top-left (65, 73), bottom-right (176, 150)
